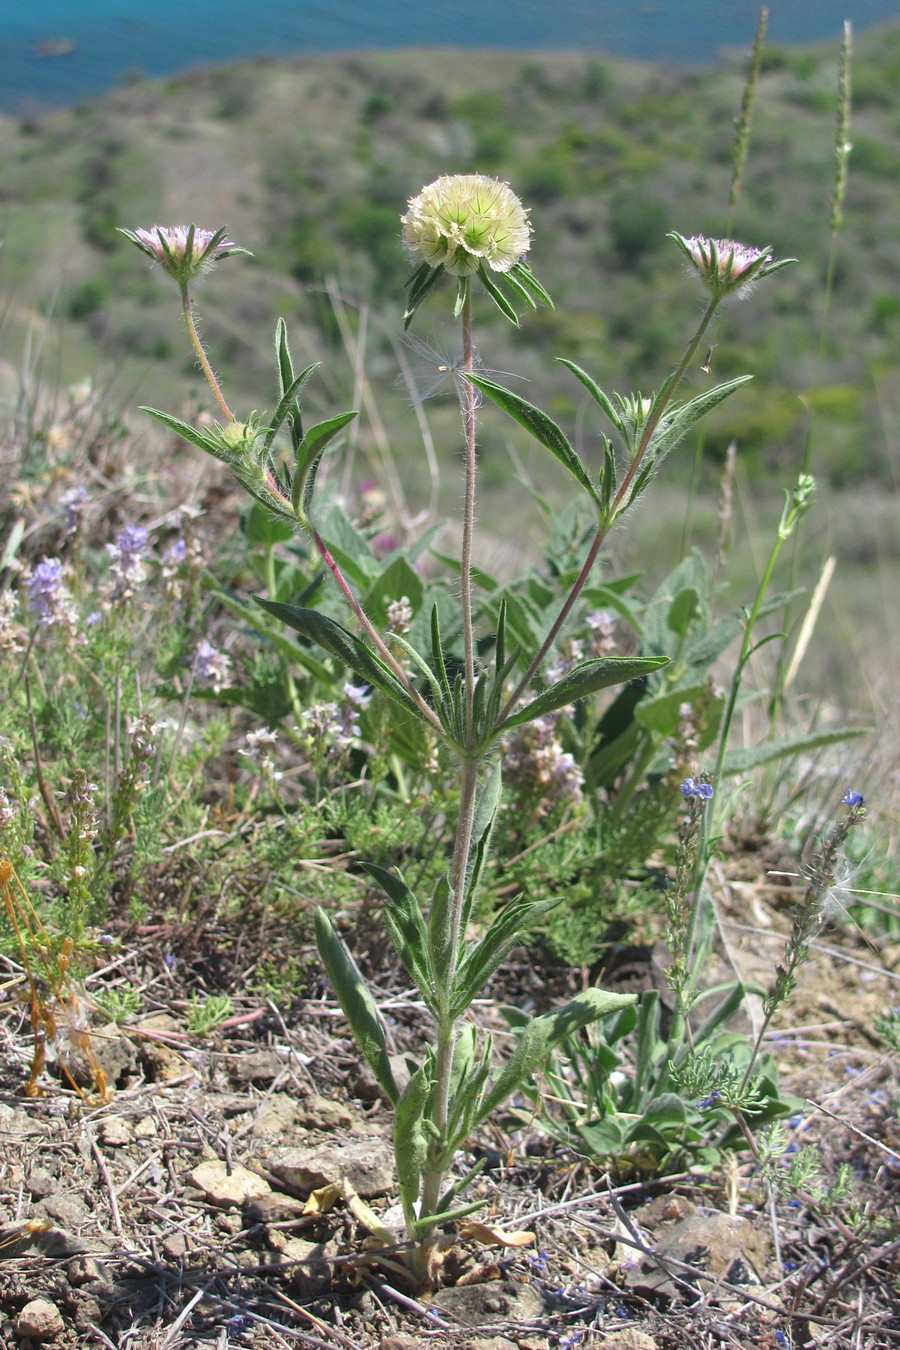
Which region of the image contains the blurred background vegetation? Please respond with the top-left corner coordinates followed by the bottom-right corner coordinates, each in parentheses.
top-left (0, 26), bottom-right (898, 714)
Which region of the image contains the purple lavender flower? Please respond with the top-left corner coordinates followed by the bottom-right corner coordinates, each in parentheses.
top-left (343, 682), bottom-right (371, 709)
top-left (165, 538), bottom-right (188, 564)
top-left (193, 640), bottom-right (232, 693)
top-left (115, 524), bottom-right (150, 559)
top-left (505, 715), bottom-right (584, 816)
top-left (61, 485), bottom-right (89, 535)
top-left (682, 777), bottom-right (714, 800)
top-left (585, 608), bottom-right (616, 657)
top-left (27, 558), bottom-right (65, 618)
top-left (842, 790), bottom-right (864, 808)
top-left (105, 524), bottom-right (150, 601)
top-left (25, 557), bottom-right (79, 633)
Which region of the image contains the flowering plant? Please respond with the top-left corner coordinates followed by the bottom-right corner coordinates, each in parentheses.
top-left (122, 177), bottom-right (799, 1272)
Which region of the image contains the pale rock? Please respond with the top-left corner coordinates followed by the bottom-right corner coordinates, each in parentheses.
top-left (294, 1092), bottom-right (355, 1131)
top-left (16, 1298), bottom-right (65, 1341)
top-left (187, 1160), bottom-right (271, 1208)
top-left (268, 1136), bottom-right (393, 1197)
top-left (98, 1116), bottom-right (132, 1147)
top-left (430, 1280), bottom-right (545, 1325)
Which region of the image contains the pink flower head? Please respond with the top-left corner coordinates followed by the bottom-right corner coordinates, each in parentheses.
top-left (119, 224), bottom-right (250, 284)
top-left (668, 231), bottom-right (792, 299)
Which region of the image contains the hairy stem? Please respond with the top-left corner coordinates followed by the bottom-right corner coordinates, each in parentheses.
top-left (419, 288), bottom-right (482, 1231)
top-left (498, 298), bottom-right (719, 726)
top-left (180, 283), bottom-right (233, 422)
top-left (460, 287), bottom-right (478, 750)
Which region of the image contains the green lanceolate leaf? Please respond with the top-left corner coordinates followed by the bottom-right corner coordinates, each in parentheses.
top-left (446, 1037), bottom-right (493, 1154)
top-left (314, 907), bottom-right (398, 1106)
top-left (383, 633), bottom-right (445, 708)
top-left (723, 725), bottom-right (868, 774)
top-left (292, 411), bottom-right (358, 518)
top-left (430, 604), bottom-right (453, 707)
top-left (499, 655), bottom-right (668, 732)
top-left (428, 876), bottom-right (454, 994)
top-left (509, 261), bottom-right (553, 308)
top-left (476, 988), bottom-right (637, 1126)
top-left (404, 261), bottom-right (445, 328)
top-left (650, 376), bottom-right (753, 466)
top-left (254, 599), bottom-right (426, 721)
top-left (215, 588), bottom-right (331, 684)
top-left (470, 377), bottom-right (600, 506)
top-left (476, 264), bottom-right (519, 324)
top-left (451, 894), bottom-right (564, 1019)
top-left (394, 1064), bottom-right (430, 1224)
top-left (633, 990), bottom-right (663, 1108)
top-left (447, 1023), bottom-right (477, 1104)
top-left (460, 764), bottom-right (503, 934)
top-left (142, 407), bottom-right (229, 461)
top-left (361, 864), bottom-right (435, 1007)
top-left (275, 318), bottom-right (298, 402)
top-left (496, 266), bottom-right (538, 310)
top-left (263, 366), bottom-right (318, 457)
top-left (556, 359), bottom-right (623, 433)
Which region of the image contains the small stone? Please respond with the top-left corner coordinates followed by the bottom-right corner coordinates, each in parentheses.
top-left (39, 1193), bottom-right (87, 1227)
top-left (227, 1050), bottom-right (285, 1085)
top-left (133, 1115), bottom-right (158, 1139)
top-left (28, 1167), bottom-right (56, 1199)
top-left (16, 1297), bottom-right (64, 1341)
top-left (268, 1136), bottom-right (394, 1198)
top-left (98, 1116), bottom-right (132, 1148)
top-left (66, 1255), bottom-right (105, 1286)
top-left (244, 1192), bottom-right (308, 1225)
top-left (281, 1236), bottom-right (335, 1294)
top-left (162, 1233), bottom-right (188, 1261)
top-left (72, 1292), bottom-right (102, 1334)
top-left (186, 1160), bottom-right (271, 1208)
top-left (251, 1094), bottom-right (301, 1138)
top-left (350, 1054), bottom-right (411, 1103)
top-left (621, 1208), bottom-right (770, 1303)
top-left (294, 1092), bottom-right (355, 1131)
top-left (430, 1280), bottom-right (544, 1326)
top-left (138, 1018), bottom-right (188, 1082)
top-left (92, 1022), bottom-right (140, 1084)
top-left (215, 1210), bottom-right (242, 1235)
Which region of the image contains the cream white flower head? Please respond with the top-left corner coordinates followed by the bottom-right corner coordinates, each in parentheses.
top-left (402, 175), bottom-right (531, 278)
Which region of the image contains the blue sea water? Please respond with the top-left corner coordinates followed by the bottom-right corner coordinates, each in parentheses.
top-left (3, 0), bottom-right (897, 113)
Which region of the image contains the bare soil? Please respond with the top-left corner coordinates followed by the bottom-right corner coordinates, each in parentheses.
top-left (1, 869), bottom-right (899, 1350)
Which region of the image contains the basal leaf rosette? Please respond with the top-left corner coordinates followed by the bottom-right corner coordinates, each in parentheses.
top-left (402, 175), bottom-right (552, 326)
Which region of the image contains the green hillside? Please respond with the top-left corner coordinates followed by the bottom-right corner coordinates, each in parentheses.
top-left (0, 27), bottom-right (898, 507)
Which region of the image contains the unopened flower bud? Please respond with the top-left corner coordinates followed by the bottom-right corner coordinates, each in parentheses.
top-left (119, 225), bottom-right (250, 285)
top-left (668, 231), bottom-right (792, 300)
